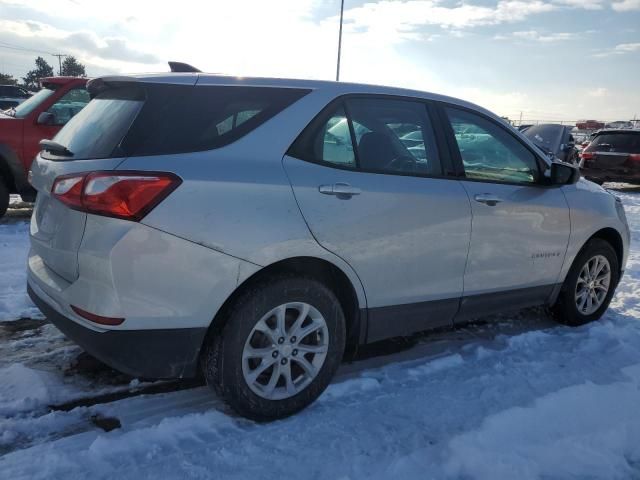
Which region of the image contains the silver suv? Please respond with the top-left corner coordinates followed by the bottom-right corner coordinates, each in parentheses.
top-left (27, 73), bottom-right (630, 420)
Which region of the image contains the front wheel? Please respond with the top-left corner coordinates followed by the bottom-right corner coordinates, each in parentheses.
top-left (552, 239), bottom-right (619, 326)
top-left (203, 275), bottom-right (346, 421)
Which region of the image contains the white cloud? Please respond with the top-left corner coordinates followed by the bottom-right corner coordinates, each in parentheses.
top-left (554, 0), bottom-right (605, 9)
top-left (612, 0), bottom-right (640, 11)
top-left (501, 30), bottom-right (578, 42)
top-left (0, 0), bottom-right (637, 121)
top-left (0, 18), bottom-right (161, 72)
top-left (341, 0), bottom-right (556, 35)
top-left (587, 87), bottom-right (609, 97)
top-left (593, 42), bottom-right (640, 57)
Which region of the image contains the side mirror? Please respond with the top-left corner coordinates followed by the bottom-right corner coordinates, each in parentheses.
top-left (36, 111), bottom-right (54, 126)
top-left (550, 161), bottom-right (580, 185)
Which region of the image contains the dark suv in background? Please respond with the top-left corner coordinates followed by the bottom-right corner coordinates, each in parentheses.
top-left (580, 129), bottom-right (640, 184)
top-left (0, 84), bottom-right (31, 110)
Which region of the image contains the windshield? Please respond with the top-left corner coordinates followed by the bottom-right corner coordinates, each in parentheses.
top-left (523, 125), bottom-right (564, 154)
top-left (12, 87), bottom-right (57, 118)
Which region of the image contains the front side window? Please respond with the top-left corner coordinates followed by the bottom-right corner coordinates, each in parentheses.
top-left (446, 107), bottom-right (540, 184)
top-left (46, 88), bottom-right (91, 126)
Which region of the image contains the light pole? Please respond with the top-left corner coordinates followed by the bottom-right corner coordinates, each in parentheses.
top-left (336, 0), bottom-right (345, 81)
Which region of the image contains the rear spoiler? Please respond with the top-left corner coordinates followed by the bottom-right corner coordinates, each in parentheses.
top-left (87, 62), bottom-right (202, 97)
top-left (86, 76), bottom-right (137, 97)
top-left (168, 61), bottom-right (201, 73)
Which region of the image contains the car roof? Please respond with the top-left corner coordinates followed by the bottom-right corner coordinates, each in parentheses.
top-left (41, 77), bottom-right (89, 87)
top-left (593, 129), bottom-right (640, 136)
top-left (91, 72), bottom-right (499, 120)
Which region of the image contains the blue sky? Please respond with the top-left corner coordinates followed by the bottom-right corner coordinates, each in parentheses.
top-left (0, 0), bottom-right (638, 122)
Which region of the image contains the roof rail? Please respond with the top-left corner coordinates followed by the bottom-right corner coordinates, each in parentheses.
top-left (168, 61), bottom-right (201, 73)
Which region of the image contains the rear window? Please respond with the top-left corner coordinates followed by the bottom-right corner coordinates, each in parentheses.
top-left (46, 84), bottom-right (310, 160)
top-left (588, 133), bottom-right (640, 154)
top-left (13, 87), bottom-right (56, 118)
top-left (48, 87), bottom-right (144, 160)
top-left (522, 125), bottom-right (564, 152)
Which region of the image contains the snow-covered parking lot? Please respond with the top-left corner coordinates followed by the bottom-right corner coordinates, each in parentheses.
top-left (2, 189), bottom-right (640, 479)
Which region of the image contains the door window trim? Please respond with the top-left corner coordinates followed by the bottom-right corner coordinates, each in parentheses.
top-left (433, 101), bottom-right (553, 188)
top-left (286, 93), bottom-right (457, 180)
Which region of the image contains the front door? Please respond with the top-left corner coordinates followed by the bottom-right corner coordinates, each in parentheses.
top-left (284, 97), bottom-right (472, 342)
top-left (441, 106), bottom-right (570, 320)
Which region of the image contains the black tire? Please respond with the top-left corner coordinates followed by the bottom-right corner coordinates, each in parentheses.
top-left (552, 238), bottom-right (619, 326)
top-left (203, 275), bottom-right (346, 421)
top-left (0, 179), bottom-right (9, 219)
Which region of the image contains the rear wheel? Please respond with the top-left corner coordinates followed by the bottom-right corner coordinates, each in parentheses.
top-left (203, 275), bottom-right (346, 421)
top-left (552, 239), bottom-right (619, 326)
top-left (0, 179), bottom-right (9, 218)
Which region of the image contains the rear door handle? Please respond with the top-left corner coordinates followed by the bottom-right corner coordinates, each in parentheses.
top-left (474, 193), bottom-right (502, 206)
top-left (319, 183), bottom-right (361, 197)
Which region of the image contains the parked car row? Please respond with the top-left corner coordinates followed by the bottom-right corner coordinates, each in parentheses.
top-left (0, 84), bottom-right (32, 110)
top-left (25, 66), bottom-right (629, 420)
top-left (579, 129), bottom-right (640, 184)
top-left (0, 77), bottom-right (89, 216)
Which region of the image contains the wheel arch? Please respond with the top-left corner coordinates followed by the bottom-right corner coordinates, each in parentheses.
top-left (202, 256), bottom-right (367, 362)
top-left (588, 227), bottom-right (624, 268)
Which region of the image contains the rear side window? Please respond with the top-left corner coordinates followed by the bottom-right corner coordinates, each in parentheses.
top-left (588, 133), bottom-right (640, 154)
top-left (289, 96), bottom-right (442, 176)
top-left (121, 85), bottom-right (309, 156)
top-left (46, 84), bottom-right (309, 160)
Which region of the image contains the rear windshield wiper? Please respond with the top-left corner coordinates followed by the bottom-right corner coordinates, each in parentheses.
top-left (40, 139), bottom-right (74, 157)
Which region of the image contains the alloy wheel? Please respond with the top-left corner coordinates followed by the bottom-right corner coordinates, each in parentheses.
top-left (241, 302), bottom-right (329, 400)
top-left (575, 254), bottom-right (611, 315)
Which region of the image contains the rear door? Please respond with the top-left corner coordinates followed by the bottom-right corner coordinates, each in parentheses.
top-left (284, 96), bottom-right (472, 342)
top-left (439, 105), bottom-right (570, 320)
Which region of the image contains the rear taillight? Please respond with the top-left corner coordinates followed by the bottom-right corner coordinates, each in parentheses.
top-left (52, 171), bottom-right (181, 221)
top-left (629, 154), bottom-right (640, 162)
top-left (580, 151), bottom-right (594, 161)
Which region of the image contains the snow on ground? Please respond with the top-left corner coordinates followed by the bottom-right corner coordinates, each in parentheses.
top-left (2, 188), bottom-right (640, 479)
top-left (0, 220), bottom-right (41, 321)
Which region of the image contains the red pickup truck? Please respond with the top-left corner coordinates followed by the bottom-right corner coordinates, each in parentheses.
top-left (0, 76), bottom-right (89, 217)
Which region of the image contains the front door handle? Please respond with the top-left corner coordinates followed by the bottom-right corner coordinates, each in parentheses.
top-left (319, 183), bottom-right (362, 198)
top-left (474, 193), bottom-right (503, 206)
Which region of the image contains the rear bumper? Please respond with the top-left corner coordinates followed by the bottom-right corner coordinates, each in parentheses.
top-left (28, 284), bottom-right (207, 379)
